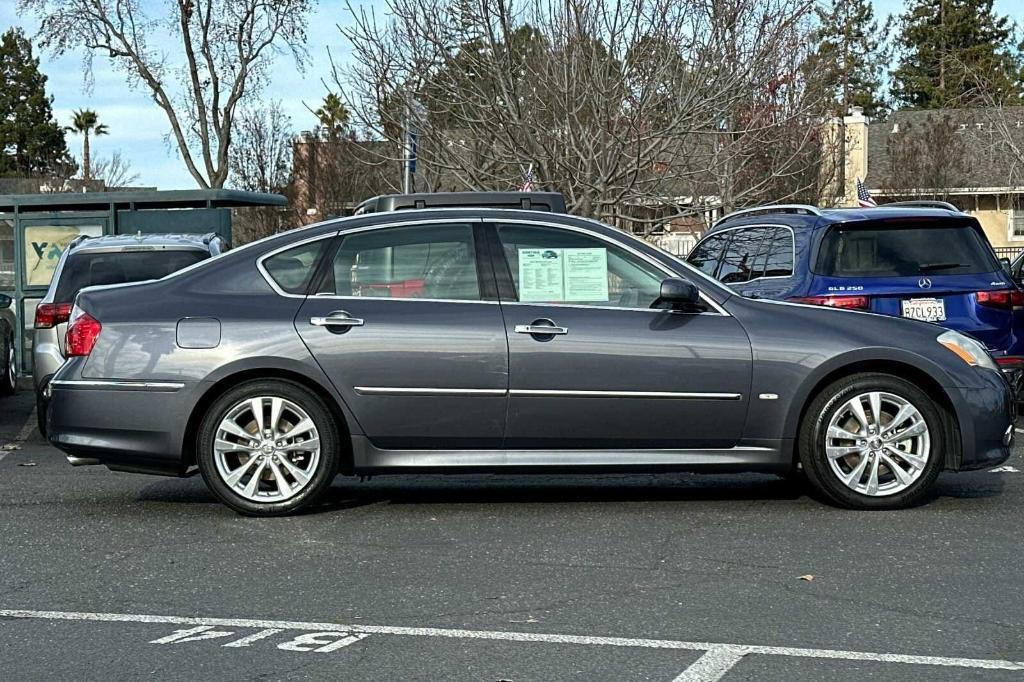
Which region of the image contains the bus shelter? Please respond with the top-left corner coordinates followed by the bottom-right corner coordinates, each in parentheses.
top-left (0, 189), bottom-right (287, 374)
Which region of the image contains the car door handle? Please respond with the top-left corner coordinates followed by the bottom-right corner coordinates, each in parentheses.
top-left (310, 311), bottom-right (364, 328)
top-left (514, 320), bottom-right (568, 336)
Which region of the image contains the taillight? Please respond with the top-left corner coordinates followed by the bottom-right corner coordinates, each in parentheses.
top-left (65, 307), bottom-right (102, 357)
top-left (996, 356), bottom-right (1024, 368)
top-left (788, 295), bottom-right (870, 310)
top-left (34, 302), bottom-right (73, 329)
top-left (977, 289), bottom-right (1024, 310)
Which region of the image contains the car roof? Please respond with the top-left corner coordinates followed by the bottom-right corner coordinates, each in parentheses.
top-left (709, 206), bottom-right (972, 233)
top-left (70, 232), bottom-right (216, 252)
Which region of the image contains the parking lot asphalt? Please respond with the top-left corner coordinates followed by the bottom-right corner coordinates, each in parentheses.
top-left (1, 386), bottom-right (1023, 681)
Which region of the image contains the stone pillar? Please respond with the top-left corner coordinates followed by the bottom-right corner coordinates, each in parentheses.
top-left (843, 106), bottom-right (869, 206)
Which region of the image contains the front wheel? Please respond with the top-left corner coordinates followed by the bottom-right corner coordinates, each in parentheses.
top-left (197, 379), bottom-right (341, 516)
top-left (799, 373), bottom-right (946, 510)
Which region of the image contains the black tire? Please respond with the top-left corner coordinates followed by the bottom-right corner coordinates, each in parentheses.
top-left (0, 331), bottom-right (16, 396)
top-left (798, 373), bottom-right (946, 510)
top-left (36, 391), bottom-right (48, 439)
top-left (197, 379), bottom-right (341, 516)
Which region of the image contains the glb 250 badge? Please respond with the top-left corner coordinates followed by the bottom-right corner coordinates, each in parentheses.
top-left (827, 285), bottom-right (864, 292)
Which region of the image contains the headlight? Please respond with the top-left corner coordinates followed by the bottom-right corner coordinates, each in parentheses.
top-left (937, 330), bottom-right (998, 371)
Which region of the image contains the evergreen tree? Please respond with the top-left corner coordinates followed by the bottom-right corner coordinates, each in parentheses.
top-left (0, 28), bottom-right (72, 177)
top-left (812, 0), bottom-right (890, 119)
top-left (891, 0), bottom-right (1023, 108)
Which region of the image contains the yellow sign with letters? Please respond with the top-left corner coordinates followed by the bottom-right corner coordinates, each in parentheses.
top-left (23, 225), bottom-right (102, 287)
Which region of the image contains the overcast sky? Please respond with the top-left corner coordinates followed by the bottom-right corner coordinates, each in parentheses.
top-left (2, 0), bottom-right (1022, 190)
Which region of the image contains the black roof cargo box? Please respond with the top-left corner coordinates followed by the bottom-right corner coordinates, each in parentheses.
top-left (354, 191), bottom-right (567, 215)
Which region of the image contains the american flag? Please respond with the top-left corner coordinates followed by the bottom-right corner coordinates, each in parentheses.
top-left (520, 164), bottom-right (534, 192)
top-left (856, 177), bottom-right (877, 207)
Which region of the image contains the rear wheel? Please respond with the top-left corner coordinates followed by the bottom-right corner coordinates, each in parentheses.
top-left (197, 380), bottom-right (340, 516)
top-left (0, 331), bottom-right (16, 396)
top-left (799, 373), bottom-right (945, 509)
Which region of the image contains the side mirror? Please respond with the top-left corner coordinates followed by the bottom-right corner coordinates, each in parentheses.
top-left (0, 293), bottom-right (11, 310)
top-left (655, 277), bottom-right (700, 309)
top-left (1000, 257), bottom-right (1011, 272)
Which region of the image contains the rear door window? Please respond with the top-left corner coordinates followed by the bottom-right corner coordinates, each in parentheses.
top-left (750, 227), bottom-right (794, 279)
top-left (686, 233), bottom-right (729, 277)
top-left (816, 222), bottom-right (999, 277)
top-left (327, 224), bottom-right (481, 300)
top-left (54, 248), bottom-right (208, 302)
top-left (717, 228), bottom-right (771, 284)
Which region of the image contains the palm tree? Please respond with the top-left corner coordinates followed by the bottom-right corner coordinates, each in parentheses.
top-left (314, 93), bottom-right (350, 136)
top-left (67, 109), bottom-right (109, 183)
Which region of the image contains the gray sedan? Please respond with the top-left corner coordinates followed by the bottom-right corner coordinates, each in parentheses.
top-left (45, 208), bottom-right (1014, 515)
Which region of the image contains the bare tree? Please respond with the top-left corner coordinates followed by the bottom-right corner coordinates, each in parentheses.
top-left (20, 0), bottom-right (313, 188)
top-left (91, 150), bottom-right (140, 188)
top-left (336, 0), bottom-right (831, 232)
top-left (884, 112), bottom-right (970, 199)
top-left (228, 102), bottom-right (293, 242)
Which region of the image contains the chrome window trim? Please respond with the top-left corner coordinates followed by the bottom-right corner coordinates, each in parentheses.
top-left (257, 219), bottom-right (486, 302)
top-left (50, 379), bottom-right (185, 391)
top-left (311, 295), bottom-right (499, 305)
top-left (695, 223), bottom-right (797, 284)
top-left (253, 215), bottom-right (731, 314)
top-left (500, 301), bottom-right (721, 316)
top-left (494, 219), bottom-right (730, 316)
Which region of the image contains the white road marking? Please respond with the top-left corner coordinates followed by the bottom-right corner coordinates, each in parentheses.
top-left (1, 413), bottom-right (38, 461)
top-left (14, 413), bottom-right (36, 443)
top-left (223, 628), bottom-right (284, 648)
top-left (0, 609), bottom-right (1022, 671)
top-left (278, 632), bottom-right (368, 653)
top-left (150, 626), bottom-right (235, 644)
top-left (673, 646), bottom-right (747, 681)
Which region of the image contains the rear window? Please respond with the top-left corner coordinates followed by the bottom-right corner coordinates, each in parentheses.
top-left (815, 222), bottom-right (999, 277)
top-left (54, 249), bottom-right (208, 302)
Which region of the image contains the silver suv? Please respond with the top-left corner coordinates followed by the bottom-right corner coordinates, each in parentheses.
top-left (33, 233), bottom-right (224, 434)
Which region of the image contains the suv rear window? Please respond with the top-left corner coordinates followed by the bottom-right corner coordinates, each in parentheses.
top-left (815, 222), bottom-right (999, 277)
top-left (54, 249), bottom-right (208, 302)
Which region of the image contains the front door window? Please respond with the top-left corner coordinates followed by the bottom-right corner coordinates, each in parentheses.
top-left (496, 223), bottom-right (663, 309)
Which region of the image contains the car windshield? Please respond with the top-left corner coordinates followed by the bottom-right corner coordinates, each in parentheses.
top-left (54, 248), bottom-right (208, 302)
top-left (815, 221), bottom-right (999, 277)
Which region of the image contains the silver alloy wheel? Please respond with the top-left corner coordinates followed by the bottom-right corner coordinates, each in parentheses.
top-left (212, 396), bottom-right (321, 503)
top-left (825, 391), bottom-right (930, 497)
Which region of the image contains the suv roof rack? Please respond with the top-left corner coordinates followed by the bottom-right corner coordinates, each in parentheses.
top-left (713, 204), bottom-right (823, 228)
top-left (67, 234), bottom-right (93, 250)
top-left (354, 191), bottom-right (567, 215)
top-left (881, 200), bottom-right (960, 211)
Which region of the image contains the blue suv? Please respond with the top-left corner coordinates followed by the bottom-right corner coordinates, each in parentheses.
top-left (686, 203), bottom-right (1024, 368)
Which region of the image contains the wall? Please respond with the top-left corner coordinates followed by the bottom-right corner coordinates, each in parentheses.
top-left (967, 196), bottom-right (1017, 250)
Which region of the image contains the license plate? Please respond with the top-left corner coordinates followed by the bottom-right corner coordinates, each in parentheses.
top-left (901, 298), bottom-right (946, 322)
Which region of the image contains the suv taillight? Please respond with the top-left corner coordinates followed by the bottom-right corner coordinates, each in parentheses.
top-left (787, 295), bottom-right (870, 310)
top-left (34, 302), bottom-right (73, 329)
top-left (65, 307), bottom-right (102, 357)
top-left (976, 289), bottom-right (1024, 310)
